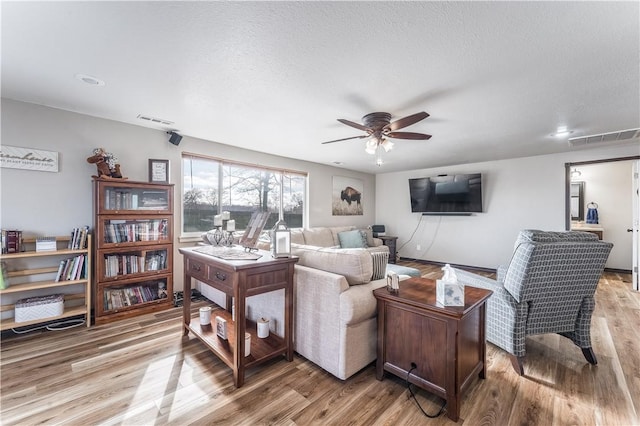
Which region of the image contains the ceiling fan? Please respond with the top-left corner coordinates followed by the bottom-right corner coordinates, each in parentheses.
top-left (321, 111), bottom-right (432, 157)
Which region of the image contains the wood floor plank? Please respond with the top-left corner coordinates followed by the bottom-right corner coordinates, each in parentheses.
top-left (0, 267), bottom-right (636, 425)
top-left (552, 395), bottom-right (597, 426)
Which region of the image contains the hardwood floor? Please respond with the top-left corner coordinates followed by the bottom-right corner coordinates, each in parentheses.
top-left (1, 264), bottom-right (638, 425)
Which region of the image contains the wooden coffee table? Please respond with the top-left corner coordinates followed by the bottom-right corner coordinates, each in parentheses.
top-left (374, 277), bottom-right (492, 421)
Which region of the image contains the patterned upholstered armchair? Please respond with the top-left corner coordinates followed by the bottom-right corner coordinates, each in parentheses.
top-left (454, 230), bottom-right (613, 375)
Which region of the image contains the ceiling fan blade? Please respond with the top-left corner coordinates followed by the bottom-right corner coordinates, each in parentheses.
top-left (385, 111), bottom-right (430, 131)
top-left (337, 118), bottom-right (370, 132)
top-left (386, 131), bottom-right (432, 140)
top-left (321, 135), bottom-right (368, 144)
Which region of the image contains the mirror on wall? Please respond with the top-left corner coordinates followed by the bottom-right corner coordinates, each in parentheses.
top-left (570, 181), bottom-right (585, 221)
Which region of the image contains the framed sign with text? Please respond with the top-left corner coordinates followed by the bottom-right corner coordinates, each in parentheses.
top-left (148, 159), bottom-right (169, 183)
top-left (0, 145), bottom-right (59, 172)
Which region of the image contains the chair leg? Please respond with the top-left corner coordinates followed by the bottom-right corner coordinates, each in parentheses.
top-left (509, 354), bottom-right (524, 376)
top-left (581, 347), bottom-right (598, 365)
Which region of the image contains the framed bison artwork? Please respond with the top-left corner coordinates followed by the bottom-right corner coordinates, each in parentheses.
top-left (332, 176), bottom-right (363, 216)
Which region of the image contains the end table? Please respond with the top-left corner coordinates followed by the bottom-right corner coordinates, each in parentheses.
top-left (378, 236), bottom-right (398, 263)
top-left (374, 277), bottom-right (492, 421)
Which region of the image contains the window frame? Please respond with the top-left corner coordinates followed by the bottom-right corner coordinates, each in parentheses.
top-left (180, 152), bottom-right (307, 240)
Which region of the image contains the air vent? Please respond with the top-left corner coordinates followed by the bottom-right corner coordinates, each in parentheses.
top-left (569, 128), bottom-right (640, 147)
top-left (136, 114), bottom-right (174, 126)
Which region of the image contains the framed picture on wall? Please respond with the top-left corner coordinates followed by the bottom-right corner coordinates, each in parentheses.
top-left (332, 176), bottom-right (363, 216)
top-left (149, 159), bottom-right (169, 183)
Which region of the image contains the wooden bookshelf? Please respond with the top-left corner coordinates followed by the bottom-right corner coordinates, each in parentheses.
top-left (93, 178), bottom-right (174, 325)
top-left (0, 235), bottom-right (92, 330)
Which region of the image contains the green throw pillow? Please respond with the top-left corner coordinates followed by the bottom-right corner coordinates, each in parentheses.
top-left (338, 230), bottom-right (368, 248)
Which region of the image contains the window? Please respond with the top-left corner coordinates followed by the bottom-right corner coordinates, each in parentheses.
top-left (182, 153), bottom-right (306, 237)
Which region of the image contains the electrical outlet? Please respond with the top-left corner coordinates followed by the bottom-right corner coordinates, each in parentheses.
top-left (416, 244), bottom-right (421, 251)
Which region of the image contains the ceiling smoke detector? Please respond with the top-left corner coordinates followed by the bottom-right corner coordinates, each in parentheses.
top-left (569, 128), bottom-right (640, 146)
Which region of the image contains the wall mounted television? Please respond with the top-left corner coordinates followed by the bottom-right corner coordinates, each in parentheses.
top-left (409, 173), bottom-right (483, 215)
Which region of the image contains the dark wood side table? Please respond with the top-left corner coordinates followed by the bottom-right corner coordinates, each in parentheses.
top-left (374, 277), bottom-right (492, 421)
top-left (378, 236), bottom-right (398, 263)
top-left (179, 246), bottom-right (298, 388)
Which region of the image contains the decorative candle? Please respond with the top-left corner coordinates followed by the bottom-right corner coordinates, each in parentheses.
top-left (222, 211), bottom-right (231, 220)
top-left (257, 317), bottom-right (269, 338)
top-left (213, 214), bottom-right (222, 226)
top-left (226, 220), bottom-right (235, 231)
top-left (199, 306), bottom-right (212, 325)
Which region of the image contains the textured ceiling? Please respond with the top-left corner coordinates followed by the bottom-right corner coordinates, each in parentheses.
top-left (2, 1), bottom-right (639, 174)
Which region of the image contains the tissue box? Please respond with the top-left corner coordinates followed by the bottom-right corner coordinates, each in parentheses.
top-left (15, 294), bottom-right (64, 323)
top-left (436, 280), bottom-right (465, 306)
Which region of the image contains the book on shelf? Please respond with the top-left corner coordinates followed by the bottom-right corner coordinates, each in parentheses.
top-left (68, 226), bottom-right (90, 250)
top-left (54, 260), bottom-right (66, 282)
top-left (60, 258), bottom-right (72, 282)
top-left (66, 256), bottom-right (77, 281)
top-left (54, 255), bottom-right (86, 282)
top-left (2, 230), bottom-right (23, 254)
top-left (103, 281), bottom-right (166, 311)
top-left (73, 255), bottom-right (85, 280)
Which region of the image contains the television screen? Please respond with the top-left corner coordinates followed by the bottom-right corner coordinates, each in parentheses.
top-left (409, 173), bottom-right (483, 214)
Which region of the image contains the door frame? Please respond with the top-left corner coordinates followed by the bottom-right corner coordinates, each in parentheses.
top-left (633, 160), bottom-right (639, 291)
top-left (564, 155), bottom-right (640, 231)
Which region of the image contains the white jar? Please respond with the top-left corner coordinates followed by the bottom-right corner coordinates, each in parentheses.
top-left (257, 317), bottom-right (270, 338)
top-left (199, 306), bottom-right (212, 325)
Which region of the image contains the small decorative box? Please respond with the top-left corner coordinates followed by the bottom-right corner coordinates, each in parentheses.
top-left (436, 280), bottom-right (465, 306)
top-left (36, 237), bottom-right (57, 252)
top-left (15, 294), bottom-right (64, 323)
top-left (215, 316), bottom-right (228, 340)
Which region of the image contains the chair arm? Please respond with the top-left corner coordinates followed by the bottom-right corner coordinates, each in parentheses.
top-left (454, 268), bottom-right (528, 357)
top-left (453, 268), bottom-right (500, 291)
top-left (496, 265), bottom-right (508, 282)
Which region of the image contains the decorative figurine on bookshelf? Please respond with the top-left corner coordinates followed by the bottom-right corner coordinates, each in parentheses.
top-left (87, 148), bottom-right (127, 179)
top-left (158, 282), bottom-right (168, 299)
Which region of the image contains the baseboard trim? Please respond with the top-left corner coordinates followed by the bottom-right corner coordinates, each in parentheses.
top-left (398, 257), bottom-right (497, 274)
top-left (604, 267), bottom-right (632, 274)
top-left (399, 258), bottom-right (630, 276)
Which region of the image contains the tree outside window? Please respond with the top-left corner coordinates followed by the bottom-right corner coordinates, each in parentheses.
top-left (182, 155), bottom-right (306, 236)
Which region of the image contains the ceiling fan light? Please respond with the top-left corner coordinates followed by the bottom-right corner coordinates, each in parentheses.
top-left (365, 138), bottom-right (378, 154)
top-left (381, 139), bottom-right (394, 152)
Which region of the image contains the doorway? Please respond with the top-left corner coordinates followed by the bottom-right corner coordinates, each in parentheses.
top-left (565, 156), bottom-right (640, 291)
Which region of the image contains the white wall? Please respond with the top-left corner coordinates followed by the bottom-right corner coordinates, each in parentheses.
top-left (575, 161), bottom-right (634, 270)
top-left (375, 144), bottom-right (640, 270)
top-left (0, 99), bottom-right (377, 291)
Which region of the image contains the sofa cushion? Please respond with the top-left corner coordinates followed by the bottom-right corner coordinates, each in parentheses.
top-left (290, 228), bottom-right (306, 245)
top-left (330, 226), bottom-right (356, 246)
top-left (358, 227), bottom-right (375, 247)
top-left (371, 251), bottom-right (389, 280)
top-left (303, 228), bottom-right (336, 247)
top-left (293, 246), bottom-right (373, 285)
top-left (338, 229), bottom-right (368, 248)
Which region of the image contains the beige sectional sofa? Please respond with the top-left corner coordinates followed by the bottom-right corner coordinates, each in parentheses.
top-left (199, 226), bottom-right (401, 380)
